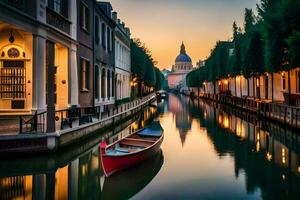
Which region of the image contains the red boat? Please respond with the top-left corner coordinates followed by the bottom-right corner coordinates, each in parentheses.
top-left (100, 122), bottom-right (164, 177)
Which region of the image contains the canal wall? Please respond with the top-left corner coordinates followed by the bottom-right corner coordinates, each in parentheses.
top-left (0, 94), bottom-right (156, 155)
top-left (186, 93), bottom-right (300, 130)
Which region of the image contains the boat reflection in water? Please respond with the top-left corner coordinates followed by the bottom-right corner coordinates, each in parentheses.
top-left (101, 149), bottom-right (164, 200)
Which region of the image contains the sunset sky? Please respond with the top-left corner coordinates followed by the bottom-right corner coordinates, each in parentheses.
top-left (109, 0), bottom-right (260, 69)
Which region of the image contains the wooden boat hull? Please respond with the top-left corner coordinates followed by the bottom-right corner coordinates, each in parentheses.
top-left (101, 150), bottom-right (164, 200)
top-left (100, 134), bottom-right (163, 177)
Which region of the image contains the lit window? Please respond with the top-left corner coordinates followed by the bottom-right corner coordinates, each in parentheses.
top-left (297, 71), bottom-right (300, 93)
top-left (80, 58), bottom-right (90, 91)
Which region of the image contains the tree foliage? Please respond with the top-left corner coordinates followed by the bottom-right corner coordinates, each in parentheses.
top-left (187, 0), bottom-right (300, 88)
top-left (131, 39), bottom-right (166, 90)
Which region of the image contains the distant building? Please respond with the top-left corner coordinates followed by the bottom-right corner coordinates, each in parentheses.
top-left (113, 12), bottom-right (131, 101)
top-left (167, 43), bottom-right (193, 89)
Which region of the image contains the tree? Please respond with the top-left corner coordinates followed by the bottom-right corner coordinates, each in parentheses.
top-left (131, 39), bottom-right (159, 97)
top-left (242, 9), bottom-right (265, 98)
top-left (286, 31), bottom-right (300, 68)
top-left (229, 22), bottom-right (243, 96)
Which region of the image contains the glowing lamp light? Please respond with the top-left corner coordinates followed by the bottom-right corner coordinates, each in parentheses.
top-left (223, 117), bottom-right (229, 128)
top-left (266, 152), bottom-right (272, 161)
top-left (282, 148), bottom-right (286, 164)
top-left (298, 166), bottom-right (300, 174)
top-left (256, 141), bottom-right (260, 152)
top-left (224, 80), bottom-right (228, 85)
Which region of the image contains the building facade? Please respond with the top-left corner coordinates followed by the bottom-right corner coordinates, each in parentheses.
top-left (113, 12), bottom-right (131, 101)
top-left (94, 2), bottom-right (116, 110)
top-left (0, 0), bottom-right (78, 115)
top-left (0, 0), bottom-right (134, 119)
top-left (77, 0), bottom-right (94, 108)
top-left (167, 43), bottom-right (193, 89)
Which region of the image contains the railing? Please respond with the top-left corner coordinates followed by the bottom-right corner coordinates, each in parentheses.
top-left (199, 92), bottom-right (300, 129)
top-left (260, 102), bottom-right (300, 128)
top-left (16, 94), bottom-right (155, 134)
top-left (46, 7), bottom-right (71, 34)
top-left (19, 111), bottom-right (46, 134)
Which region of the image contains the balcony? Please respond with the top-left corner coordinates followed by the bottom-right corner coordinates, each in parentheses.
top-left (0, 0), bottom-right (36, 17)
top-left (46, 7), bottom-right (71, 35)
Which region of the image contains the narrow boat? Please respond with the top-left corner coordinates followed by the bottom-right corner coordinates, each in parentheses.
top-left (100, 122), bottom-right (164, 177)
top-left (101, 150), bottom-right (164, 200)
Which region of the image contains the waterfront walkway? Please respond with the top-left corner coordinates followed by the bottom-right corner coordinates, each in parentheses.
top-left (0, 94), bottom-right (156, 155)
top-left (190, 93), bottom-right (300, 129)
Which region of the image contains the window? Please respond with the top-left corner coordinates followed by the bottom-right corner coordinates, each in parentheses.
top-left (282, 74), bottom-right (286, 90)
top-left (48, 0), bottom-right (62, 14)
top-left (111, 31), bottom-right (114, 52)
top-left (80, 58), bottom-right (90, 91)
top-left (95, 16), bottom-right (99, 44)
top-left (297, 71), bottom-right (300, 93)
top-left (0, 61), bottom-right (25, 99)
top-left (95, 66), bottom-right (100, 99)
top-left (80, 2), bottom-right (89, 32)
top-left (102, 23), bottom-right (106, 49)
top-left (54, 0), bottom-right (61, 13)
top-left (107, 27), bottom-right (111, 52)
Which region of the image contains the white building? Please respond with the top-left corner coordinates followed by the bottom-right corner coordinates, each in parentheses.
top-left (167, 43), bottom-right (193, 89)
top-left (113, 12), bottom-right (131, 101)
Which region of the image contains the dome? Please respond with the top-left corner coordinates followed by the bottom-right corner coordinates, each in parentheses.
top-left (175, 54), bottom-right (192, 62)
top-left (175, 42), bottom-right (192, 63)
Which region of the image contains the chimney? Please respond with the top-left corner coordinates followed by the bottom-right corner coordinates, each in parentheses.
top-left (125, 27), bottom-right (130, 36)
top-left (112, 11), bottom-right (117, 22)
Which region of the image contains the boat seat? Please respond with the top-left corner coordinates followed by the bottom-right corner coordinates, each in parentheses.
top-left (121, 140), bottom-right (152, 148)
top-left (106, 149), bottom-right (129, 156)
top-left (124, 138), bottom-right (156, 143)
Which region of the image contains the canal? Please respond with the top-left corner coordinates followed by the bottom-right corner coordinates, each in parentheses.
top-left (1, 94), bottom-right (300, 200)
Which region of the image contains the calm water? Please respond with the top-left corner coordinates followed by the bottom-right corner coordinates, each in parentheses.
top-left (1, 94), bottom-right (300, 200)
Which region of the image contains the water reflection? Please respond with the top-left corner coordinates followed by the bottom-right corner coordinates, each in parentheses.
top-left (168, 95), bottom-right (192, 146)
top-left (0, 105), bottom-right (160, 200)
top-left (188, 96), bottom-right (300, 200)
top-left (1, 95), bottom-right (300, 199)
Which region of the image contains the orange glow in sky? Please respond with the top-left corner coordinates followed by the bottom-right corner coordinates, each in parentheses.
top-left (109, 0), bottom-right (259, 69)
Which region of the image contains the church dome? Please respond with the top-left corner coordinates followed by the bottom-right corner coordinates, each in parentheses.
top-left (175, 42), bottom-right (192, 63)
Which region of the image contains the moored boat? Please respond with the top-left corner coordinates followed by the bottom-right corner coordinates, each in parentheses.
top-left (100, 122), bottom-right (164, 177)
top-left (101, 150), bottom-right (164, 200)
